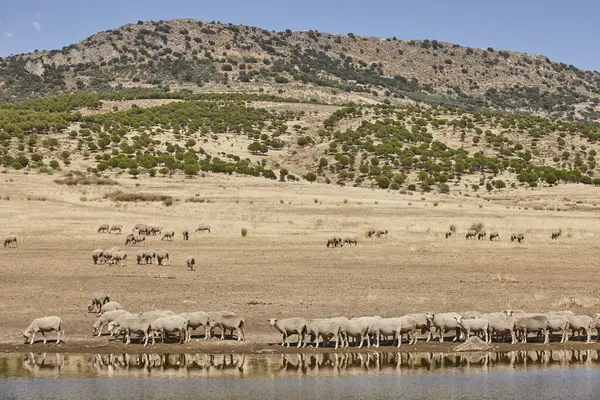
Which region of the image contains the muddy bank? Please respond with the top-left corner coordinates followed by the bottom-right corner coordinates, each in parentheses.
top-left (3, 336), bottom-right (600, 355)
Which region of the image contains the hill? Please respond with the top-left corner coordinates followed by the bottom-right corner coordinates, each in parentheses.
top-left (2, 19), bottom-right (600, 122)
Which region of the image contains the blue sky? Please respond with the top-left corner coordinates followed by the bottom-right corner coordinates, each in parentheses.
top-left (0, 0), bottom-right (598, 70)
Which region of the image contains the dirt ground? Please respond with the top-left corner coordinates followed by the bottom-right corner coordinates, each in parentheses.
top-left (2, 171), bottom-right (600, 354)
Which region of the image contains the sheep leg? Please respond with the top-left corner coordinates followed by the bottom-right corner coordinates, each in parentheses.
top-left (41, 331), bottom-right (47, 344)
top-left (396, 330), bottom-right (401, 348)
top-left (30, 331), bottom-right (37, 345)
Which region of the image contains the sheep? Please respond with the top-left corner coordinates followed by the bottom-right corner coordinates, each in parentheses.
top-left (136, 249), bottom-right (146, 265)
top-left (343, 319), bottom-right (370, 348)
top-left (268, 317), bottom-right (308, 348)
top-left (97, 224), bottom-right (109, 233)
top-left (179, 312), bottom-right (210, 342)
top-left (109, 224), bottom-right (123, 234)
top-left (373, 316), bottom-right (417, 348)
top-left (546, 315), bottom-right (570, 343)
top-left (143, 250), bottom-right (156, 264)
top-left (465, 230), bottom-right (477, 239)
top-left (326, 237), bottom-right (342, 247)
top-left (445, 231), bottom-right (452, 239)
top-left (161, 231), bottom-right (175, 241)
top-left (205, 311), bottom-right (238, 339)
top-left (150, 316), bottom-right (189, 344)
top-left (454, 316), bottom-right (489, 342)
top-left (208, 314), bottom-right (245, 341)
top-left (306, 318), bottom-right (343, 349)
top-left (426, 312), bottom-right (463, 342)
top-left (97, 301), bottom-right (122, 316)
top-left (87, 292), bottom-right (110, 313)
top-left (406, 313), bottom-right (434, 342)
top-left (551, 230), bottom-right (562, 239)
top-left (365, 229), bottom-right (377, 238)
top-left (515, 315), bottom-right (549, 344)
top-left (195, 224), bottom-right (211, 233)
top-left (110, 316), bottom-right (152, 346)
top-left (110, 251), bottom-right (128, 266)
top-left (489, 232), bottom-right (500, 241)
top-left (343, 236), bottom-right (358, 246)
top-left (4, 235), bottom-right (17, 248)
top-left (92, 310), bottom-right (130, 337)
top-left (125, 234), bottom-right (136, 246)
top-left (186, 256), bottom-right (195, 271)
top-left (102, 247), bottom-right (120, 264)
top-left (23, 316), bottom-right (64, 344)
top-left (350, 316), bottom-right (382, 346)
top-left (149, 226), bottom-right (162, 236)
top-left (477, 231), bottom-right (487, 240)
top-left (182, 230), bottom-right (189, 241)
top-left (376, 229), bottom-right (388, 238)
top-left (566, 315), bottom-right (593, 343)
top-left (155, 249), bottom-right (169, 266)
top-left (487, 315), bottom-right (517, 344)
top-left (511, 233), bottom-right (525, 243)
top-left (92, 249), bottom-right (105, 264)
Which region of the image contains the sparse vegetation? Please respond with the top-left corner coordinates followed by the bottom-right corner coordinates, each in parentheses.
top-left (104, 190), bottom-right (173, 202)
top-left (241, 227), bottom-right (248, 237)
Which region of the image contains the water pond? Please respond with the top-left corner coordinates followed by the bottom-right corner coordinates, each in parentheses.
top-left (1, 349), bottom-right (599, 399)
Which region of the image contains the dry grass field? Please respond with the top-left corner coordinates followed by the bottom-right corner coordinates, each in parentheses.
top-left (2, 171), bottom-right (600, 353)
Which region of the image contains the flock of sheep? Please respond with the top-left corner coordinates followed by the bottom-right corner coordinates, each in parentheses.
top-left (22, 301), bottom-right (600, 349)
top-left (267, 309), bottom-right (600, 349)
top-left (23, 293), bottom-right (246, 347)
top-left (91, 223), bottom-right (210, 269)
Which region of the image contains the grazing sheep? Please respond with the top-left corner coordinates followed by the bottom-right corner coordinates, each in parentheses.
top-left (133, 223), bottom-right (146, 231)
top-left (97, 301), bottom-right (123, 316)
top-left (161, 231), bottom-right (175, 241)
top-left (4, 235), bottom-right (17, 248)
top-left (109, 224), bottom-right (123, 234)
top-left (186, 256), bottom-right (195, 271)
top-left (465, 230), bottom-right (477, 240)
top-left (143, 250), bottom-right (156, 264)
top-left (92, 310), bottom-right (130, 337)
top-left (489, 232), bottom-right (500, 241)
top-left (23, 316), bottom-right (64, 344)
top-left (136, 249), bottom-right (146, 265)
top-left (551, 230), bottom-right (562, 239)
top-left (365, 229), bottom-right (377, 238)
top-left (138, 226), bottom-right (151, 236)
top-left (326, 237), bottom-right (342, 248)
top-left (87, 293), bottom-right (110, 313)
top-left (350, 316), bottom-right (382, 345)
top-left (406, 313), bottom-right (434, 342)
top-left (110, 316), bottom-right (152, 346)
top-left (445, 231), bottom-right (452, 239)
top-left (182, 230), bottom-right (189, 241)
top-left (306, 319), bottom-right (343, 349)
top-left (92, 249), bottom-right (105, 264)
top-left (97, 224), bottom-right (110, 233)
top-left (376, 229), bottom-right (388, 238)
top-left (110, 251), bottom-right (128, 266)
top-left (102, 247), bottom-right (119, 264)
top-left (179, 312), bottom-right (210, 342)
top-left (150, 316), bottom-right (189, 344)
top-left (546, 315), bottom-right (570, 343)
top-left (373, 316), bottom-right (417, 348)
top-left (155, 249), bottom-right (169, 266)
top-left (269, 317), bottom-right (308, 348)
top-left (125, 234), bottom-right (135, 246)
top-left (455, 316), bottom-right (489, 342)
top-left (343, 236), bottom-right (358, 246)
top-left (208, 314), bottom-right (245, 341)
top-left (195, 224), bottom-right (211, 233)
top-left (477, 231), bottom-right (487, 240)
top-left (511, 233), bottom-right (525, 243)
top-left (149, 226), bottom-right (162, 236)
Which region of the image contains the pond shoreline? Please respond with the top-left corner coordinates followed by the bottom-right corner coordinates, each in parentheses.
top-left (3, 337), bottom-right (600, 355)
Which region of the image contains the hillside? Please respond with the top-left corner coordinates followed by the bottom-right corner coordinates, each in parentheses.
top-left (3, 91), bottom-right (600, 196)
top-left (2, 19), bottom-right (600, 122)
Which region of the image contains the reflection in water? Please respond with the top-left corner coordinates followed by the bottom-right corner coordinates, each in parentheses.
top-left (3, 349), bottom-right (599, 379)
